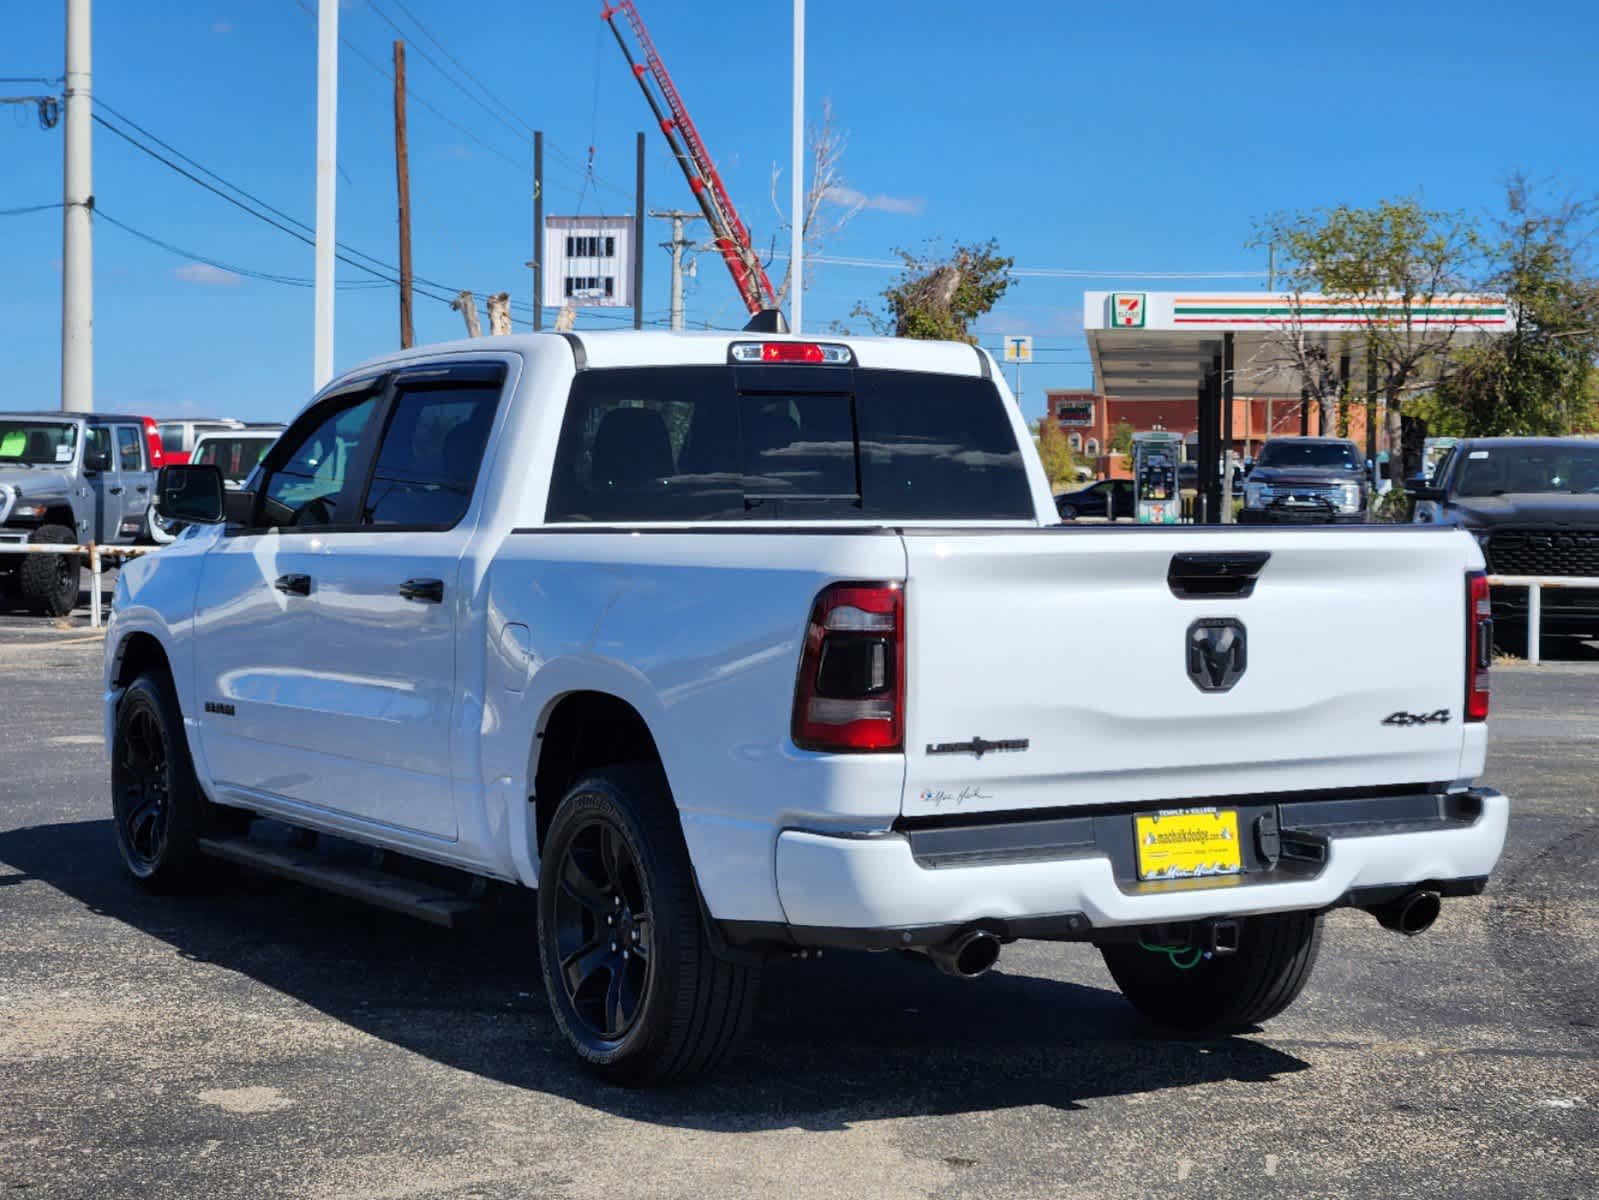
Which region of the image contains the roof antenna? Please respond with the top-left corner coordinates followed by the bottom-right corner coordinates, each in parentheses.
top-left (743, 308), bottom-right (789, 334)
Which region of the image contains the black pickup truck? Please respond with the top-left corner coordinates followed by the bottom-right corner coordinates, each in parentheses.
top-left (1412, 437), bottom-right (1599, 636)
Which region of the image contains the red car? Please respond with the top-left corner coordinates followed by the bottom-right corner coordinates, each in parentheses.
top-left (141, 417), bottom-right (165, 471)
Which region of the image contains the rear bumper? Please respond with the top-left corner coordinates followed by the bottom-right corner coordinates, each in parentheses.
top-left (734, 788), bottom-right (1506, 950)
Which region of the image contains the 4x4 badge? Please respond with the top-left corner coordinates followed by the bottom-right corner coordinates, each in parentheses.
top-left (1382, 709), bottom-right (1450, 727)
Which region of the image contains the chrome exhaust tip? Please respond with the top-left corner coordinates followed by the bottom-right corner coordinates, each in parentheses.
top-left (927, 930), bottom-right (1001, 979)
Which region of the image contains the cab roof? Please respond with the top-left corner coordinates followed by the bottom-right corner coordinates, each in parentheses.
top-left (0, 411), bottom-right (150, 424)
top-left (336, 330), bottom-right (995, 385)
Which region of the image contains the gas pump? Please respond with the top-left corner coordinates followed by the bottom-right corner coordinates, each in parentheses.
top-left (1132, 431), bottom-right (1183, 524)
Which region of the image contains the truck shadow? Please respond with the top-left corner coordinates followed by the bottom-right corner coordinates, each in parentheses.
top-left (0, 818), bottom-right (1310, 1130)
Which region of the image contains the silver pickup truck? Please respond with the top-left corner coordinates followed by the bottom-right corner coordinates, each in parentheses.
top-left (0, 412), bottom-right (156, 615)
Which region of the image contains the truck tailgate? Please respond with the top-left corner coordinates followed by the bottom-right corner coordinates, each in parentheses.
top-left (899, 527), bottom-right (1481, 819)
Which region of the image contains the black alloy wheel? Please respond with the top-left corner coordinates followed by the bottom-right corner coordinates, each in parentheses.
top-left (110, 672), bottom-right (229, 891)
top-left (537, 768), bottom-right (758, 1084)
top-left (552, 816), bottom-right (653, 1042)
top-left (114, 702), bottom-right (171, 872)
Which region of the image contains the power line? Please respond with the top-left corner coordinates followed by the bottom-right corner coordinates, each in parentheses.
top-left (91, 104), bottom-right (520, 306)
top-left (97, 208), bottom-right (387, 290)
top-left (381, 0), bottom-right (536, 137)
top-left (91, 112), bottom-right (468, 307)
top-left (319, 0), bottom-right (630, 203)
top-left (96, 98), bottom-right (421, 281)
top-left (91, 110), bottom-right (673, 329)
top-left (787, 253), bottom-right (1265, 280)
top-left (289, 0), bottom-right (530, 176)
top-left (0, 201), bottom-right (62, 216)
top-left (364, 0), bottom-right (535, 149)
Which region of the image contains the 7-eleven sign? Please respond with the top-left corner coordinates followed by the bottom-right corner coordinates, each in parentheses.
top-left (1110, 292), bottom-right (1147, 328)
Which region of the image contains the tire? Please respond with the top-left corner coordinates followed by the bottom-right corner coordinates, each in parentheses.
top-left (537, 767), bottom-right (759, 1085)
top-left (17, 523), bottom-right (78, 617)
top-left (1099, 911), bottom-right (1323, 1033)
top-left (111, 671), bottom-right (230, 892)
top-left (1059, 505), bottom-right (1078, 521)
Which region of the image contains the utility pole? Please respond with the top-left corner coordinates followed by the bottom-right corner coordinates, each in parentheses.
top-left (531, 130), bottom-right (543, 331)
top-left (633, 131), bottom-right (645, 331)
top-left (650, 210), bottom-right (702, 332)
top-left (61, 0), bottom-right (93, 412)
top-left (313, 0), bottom-right (338, 389)
top-left (789, 0), bottom-right (805, 332)
top-left (392, 41), bottom-right (414, 349)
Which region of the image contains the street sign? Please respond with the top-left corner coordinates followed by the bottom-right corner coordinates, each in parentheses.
top-left (1110, 292), bottom-right (1147, 328)
top-left (1002, 335), bottom-right (1033, 363)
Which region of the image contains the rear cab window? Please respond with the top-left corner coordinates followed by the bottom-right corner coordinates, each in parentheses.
top-left (545, 365), bottom-right (1033, 523)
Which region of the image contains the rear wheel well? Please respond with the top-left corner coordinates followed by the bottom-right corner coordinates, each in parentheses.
top-left (533, 691), bottom-right (665, 855)
top-left (113, 632), bottom-right (174, 693)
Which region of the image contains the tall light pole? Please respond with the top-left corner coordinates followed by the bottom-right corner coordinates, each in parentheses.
top-left (313, 0), bottom-right (339, 389)
top-left (61, 0), bottom-right (93, 412)
top-left (789, 0), bottom-right (804, 334)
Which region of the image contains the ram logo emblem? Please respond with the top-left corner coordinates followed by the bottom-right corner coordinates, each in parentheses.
top-left (1187, 618), bottom-right (1247, 693)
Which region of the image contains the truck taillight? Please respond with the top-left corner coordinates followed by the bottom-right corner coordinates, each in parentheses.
top-left (1466, 571), bottom-right (1491, 722)
top-left (792, 582), bottom-right (904, 752)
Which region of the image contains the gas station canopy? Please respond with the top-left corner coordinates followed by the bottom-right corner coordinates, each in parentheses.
top-left (1084, 291), bottom-right (1513, 400)
top-left (1082, 291), bottom-right (1513, 522)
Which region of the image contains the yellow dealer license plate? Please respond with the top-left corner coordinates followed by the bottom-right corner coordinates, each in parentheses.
top-left (1134, 808), bottom-right (1243, 881)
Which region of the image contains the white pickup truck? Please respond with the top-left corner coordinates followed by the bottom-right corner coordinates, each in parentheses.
top-left (105, 329), bottom-right (1506, 1083)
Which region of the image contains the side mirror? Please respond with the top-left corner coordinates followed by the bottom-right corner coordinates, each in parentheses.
top-left (155, 464), bottom-right (225, 525)
top-left (84, 447), bottom-right (112, 473)
top-left (1407, 480), bottom-right (1445, 503)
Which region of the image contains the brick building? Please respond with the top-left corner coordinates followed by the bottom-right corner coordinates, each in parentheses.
top-left (1046, 389), bottom-right (1377, 468)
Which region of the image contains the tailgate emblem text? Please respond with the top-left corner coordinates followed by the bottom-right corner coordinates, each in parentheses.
top-left (1187, 618), bottom-right (1247, 693)
top-left (925, 736), bottom-right (1029, 758)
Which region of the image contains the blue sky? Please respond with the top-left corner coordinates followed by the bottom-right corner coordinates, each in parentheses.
top-left (4, 0), bottom-right (1596, 424)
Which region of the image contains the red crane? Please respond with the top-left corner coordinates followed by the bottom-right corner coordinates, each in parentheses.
top-left (601, 2), bottom-right (778, 316)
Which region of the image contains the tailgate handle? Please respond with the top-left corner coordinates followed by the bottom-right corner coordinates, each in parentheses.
top-left (1167, 552), bottom-right (1270, 599)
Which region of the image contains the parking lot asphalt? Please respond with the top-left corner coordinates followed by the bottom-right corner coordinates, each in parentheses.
top-left (1, 618), bottom-right (1595, 1200)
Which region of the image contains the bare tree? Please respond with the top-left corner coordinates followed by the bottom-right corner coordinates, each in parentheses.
top-left (768, 99), bottom-right (863, 308)
top-left (1243, 301), bottom-right (1350, 436)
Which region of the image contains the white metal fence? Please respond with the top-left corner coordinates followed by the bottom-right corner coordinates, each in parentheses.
top-left (1485, 574), bottom-right (1599, 665)
top-left (0, 542), bottom-right (158, 628)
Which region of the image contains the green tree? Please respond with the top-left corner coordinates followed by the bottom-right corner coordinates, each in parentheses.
top-left (852, 239), bottom-right (1014, 342)
top-left (1109, 420), bottom-right (1136, 457)
top-left (1253, 198), bottom-right (1480, 486)
top-left (1431, 177), bottom-right (1599, 436)
top-left (1032, 417), bottom-right (1080, 488)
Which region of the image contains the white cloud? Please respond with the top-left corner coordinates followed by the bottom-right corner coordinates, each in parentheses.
top-left (174, 263), bottom-right (243, 287)
top-left (824, 186), bottom-right (925, 216)
top-left (211, 20), bottom-right (233, 34)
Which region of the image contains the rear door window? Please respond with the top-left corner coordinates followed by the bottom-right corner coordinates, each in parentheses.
top-left (546, 366), bottom-right (1033, 522)
top-left (193, 436), bottom-right (273, 485)
top-left (360, 383), bottom-right (500, 528)
top-left (115, 425), bottom-right (144, 471)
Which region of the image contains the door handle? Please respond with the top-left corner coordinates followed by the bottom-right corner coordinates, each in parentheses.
top-left (108, 486), bottom-right (124, 495)
top-left (274, 573), bottom-right (312, 596)
top-left (398, 578), bottom-right (444, 603)
top-left (135, 485), bottom-right (148, 493)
